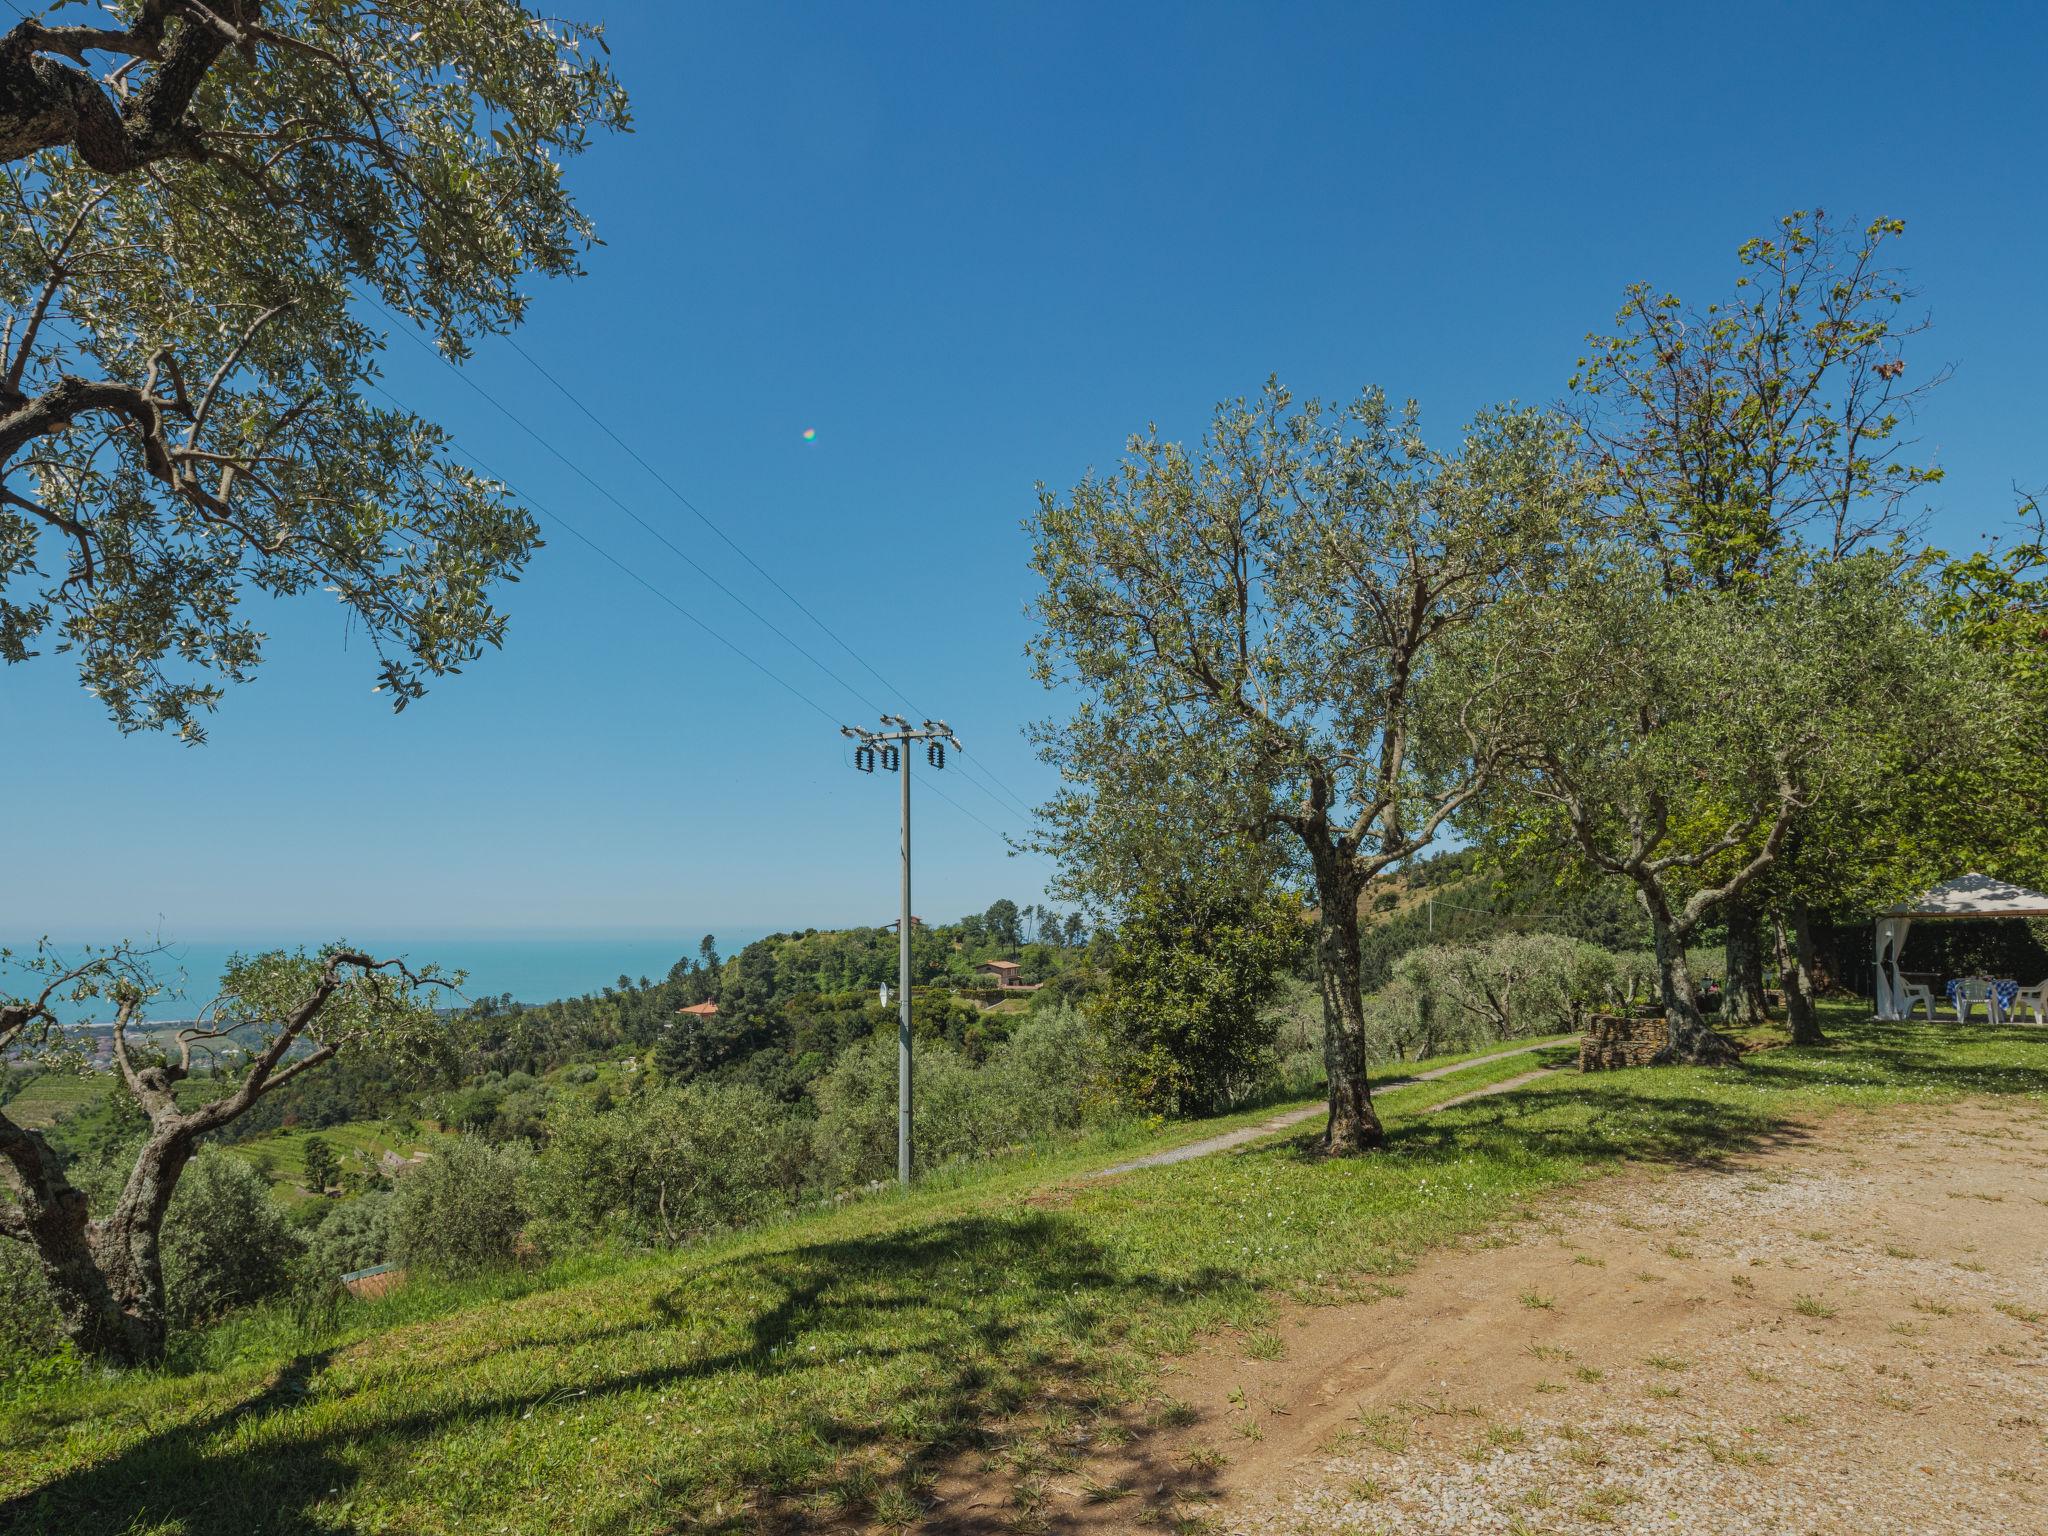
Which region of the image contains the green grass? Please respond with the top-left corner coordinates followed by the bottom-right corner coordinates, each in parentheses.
top-left (2, 1009), bottom-right (2044, 1534)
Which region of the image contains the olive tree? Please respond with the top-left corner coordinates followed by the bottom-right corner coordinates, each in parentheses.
top-left (1569, 210), bottom-right (1945, 1016)
top-left (1479, 551), bottom-right (1949, 1061)
top-left (0, 945), bottom-right (452, 1364)
top-left (0, 1), bottom-right (627, 737)
top-left (1027, 380), bottom-right (1580, 1151)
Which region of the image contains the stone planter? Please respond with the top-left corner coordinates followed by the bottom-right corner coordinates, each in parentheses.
top-left (1579, 1013), bottom-right (1669, 1071)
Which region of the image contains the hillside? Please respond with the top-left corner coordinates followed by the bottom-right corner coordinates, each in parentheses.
top-left (4, 1008), bottom-right (2039, 1533)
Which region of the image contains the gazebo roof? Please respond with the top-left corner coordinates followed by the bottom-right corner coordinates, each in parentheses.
top-left (1879, 872), bottom-right (2048, 921)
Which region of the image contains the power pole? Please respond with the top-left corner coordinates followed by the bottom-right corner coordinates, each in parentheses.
top-left (841, 714), bottom-right (962, 1186)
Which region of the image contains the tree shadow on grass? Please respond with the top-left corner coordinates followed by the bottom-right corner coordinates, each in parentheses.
top-left (2, 1216), bottom-right (1239, 1536)
top-left (0, 1349), bottom-right (337, 1535)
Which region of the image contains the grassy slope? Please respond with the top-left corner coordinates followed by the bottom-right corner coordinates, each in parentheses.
top-left (4, 1010), bottom-right (2044, 1534)
top-left (0, 1073), bottom-right (106, 1131)
top-left (225, 1121), bottom-right (452, 1205)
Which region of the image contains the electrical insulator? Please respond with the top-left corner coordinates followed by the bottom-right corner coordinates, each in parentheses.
top-left (927, 742), bottom-right (945, 769)
top-left (881, 744), bottom-right (900, 771)
top-left (854, 746), bottom-right (874, 772)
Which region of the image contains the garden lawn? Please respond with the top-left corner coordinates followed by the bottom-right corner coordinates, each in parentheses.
top-left (3, 1009), bottom-right (2042, 1534)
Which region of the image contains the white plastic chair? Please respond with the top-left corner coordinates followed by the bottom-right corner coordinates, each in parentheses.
top-left (1898, 979), bottom-right (1937, 1023)
top-left (1953, 978), bottom-right (2001, 1024)
top-left (2016, 982), bottom-right (2047, 1026)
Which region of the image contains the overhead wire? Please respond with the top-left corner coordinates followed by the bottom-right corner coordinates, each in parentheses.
top-left (512, 328), bottom-right (1050, 818)
top-left (369, 301), bottom-right (1042, 833)
top-left (0, 78), bottom-right (1040, 858)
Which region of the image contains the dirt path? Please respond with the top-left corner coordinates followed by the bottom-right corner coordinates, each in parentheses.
top-left (947, 1100), bottom-right (2048, 1535)
top-left (1088, 1038), bottom-right (1573, 1178)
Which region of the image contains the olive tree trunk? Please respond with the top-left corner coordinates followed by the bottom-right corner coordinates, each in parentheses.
top-left (1723, 898), bottom-right (1770, 1024)
top-left (1777, 908), bottom-right (1825, 1045)
top-left (1310, 847), bottom-right (1384, 1153)
top-left (0, 1115), bottom-right (194, 1366)
top-left (1642, 893), bottom-right (1743, 1066)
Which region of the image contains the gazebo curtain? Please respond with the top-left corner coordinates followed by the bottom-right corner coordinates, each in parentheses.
top-left (1873, 916), bottom-right (1914, 1019)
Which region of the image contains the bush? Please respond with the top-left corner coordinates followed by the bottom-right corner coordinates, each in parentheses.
top-left (984, 1003), bottom-right (1106, 1135)
top-left (301, 1189), bottom-right (397, 1278)
top-left (526, 1081), bottom-right (810, 1250)
top-left (1265, 975), bottom-right (1326, 1093)
top-left (1089, 881), bottom-right (1301, 1117)
top-left (391, 1135), bottom-right (530, 1276)
top-left (161, 1146), bottom-right (304, 1327)
top-left (811, 1033), bottom-right (1009, 1186)
top-left (0, 1239), bottom-right (64, 1377)
top-left (809, 1009), bottom-right (1113, 1188)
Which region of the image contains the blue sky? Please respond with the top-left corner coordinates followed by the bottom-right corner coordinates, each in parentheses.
top-left (5, 1), bottom-right (2045, 942)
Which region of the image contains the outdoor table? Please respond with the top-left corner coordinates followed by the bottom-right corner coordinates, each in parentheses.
top-left (1945, 977), bottom-right (2018, 1024)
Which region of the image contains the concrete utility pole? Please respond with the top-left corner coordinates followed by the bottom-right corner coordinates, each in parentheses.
top-left (841, 715), bottom-right (962, 1186)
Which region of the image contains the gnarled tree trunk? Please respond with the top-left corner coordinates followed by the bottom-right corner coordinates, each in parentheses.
top-left (1723, 898), bottom-right (1770, 1024)
top-left (1311, 851), bottom-right (1384, 1153)
top-left (1644, 897), bottom-right (1742, 1067)
top-left (3, 1110), bottom-right (199, 1366)
top-left (1776, 908), bottom-right (1825, 1045)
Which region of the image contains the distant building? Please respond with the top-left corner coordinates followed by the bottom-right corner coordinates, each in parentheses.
top-left (975, 959), bottom-right (1037, 991)
top-left (675, 1001), bottom-right (719, 1019)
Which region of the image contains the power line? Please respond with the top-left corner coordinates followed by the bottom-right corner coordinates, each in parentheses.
top-left (372, 302), bottom-right (1042, 833)
top-left (0, 141), bottom-right (1041, 859)
top-left (500, 332), bottom-right (1046, 823)
top-left (361, 383), bottom-right (844, 729)
top-left (363, 384), bottom-right (1022, 849)
top-left (366, 299), bottom-right (889, 717)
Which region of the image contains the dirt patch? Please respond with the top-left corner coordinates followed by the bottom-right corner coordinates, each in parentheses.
top-left (916, 1101), bottom-right (2048, 1534)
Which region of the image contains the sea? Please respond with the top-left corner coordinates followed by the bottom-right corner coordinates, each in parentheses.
top-left (4, 932), bottom-right (778, 1025)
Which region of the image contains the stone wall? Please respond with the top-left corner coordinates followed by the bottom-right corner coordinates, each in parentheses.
top-left (1579, 1013), bottom-right (1669, 1072)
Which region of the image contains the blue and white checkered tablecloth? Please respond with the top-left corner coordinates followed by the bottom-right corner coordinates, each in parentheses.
top-left (1945, 978), bottom-right (2019, 1018)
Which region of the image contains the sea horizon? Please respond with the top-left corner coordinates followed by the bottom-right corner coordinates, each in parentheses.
top-left (4, 930), bottom-right (785, 1025)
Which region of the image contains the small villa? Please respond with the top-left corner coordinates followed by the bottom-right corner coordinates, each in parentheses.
top-left (975, 959), bottom-right (1037, 991)
top-left (674, 1001), bottom-right (719, 1019)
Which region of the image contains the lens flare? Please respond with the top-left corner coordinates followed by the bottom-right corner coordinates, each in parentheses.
top-left (801, 427), bottom-right (817, 442)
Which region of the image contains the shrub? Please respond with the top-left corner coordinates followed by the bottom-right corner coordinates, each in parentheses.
top-left (811, 1032), bottom-right (1010, 1186)
top-left (301, 1189), bottom-right (397, 1278)
top-left (161, 1146), bottom-right (304, 1327)
top-left (1265, 975), bottom-right (1326, 1093)
top-left (391, 1135), bottom-right (530, 1276)
top-left (984, 1003), bottom-right (1106, 1135)
top-left (0, 1239), bottom-right (64, 1376)
top-left (526, 1081), bottom-right (810, 1250)
top-left (1089, 881), bottom-right (1300, 1117)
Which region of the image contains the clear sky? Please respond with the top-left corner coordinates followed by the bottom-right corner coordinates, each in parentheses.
top-left (5, 1), bottom-right (2044, 943)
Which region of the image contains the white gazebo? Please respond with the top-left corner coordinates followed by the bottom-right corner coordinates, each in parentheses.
top-left (1872, 872), bottom-right (2048, 1020)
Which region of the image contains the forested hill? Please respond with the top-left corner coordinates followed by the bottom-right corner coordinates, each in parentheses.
top-left (190, 901), bottom-right (1098, 1147)
top-left (1353, 850), bottom-right (1650, 992)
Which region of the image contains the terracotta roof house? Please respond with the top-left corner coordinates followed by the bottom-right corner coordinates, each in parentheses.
top-left (675, 1001), bottom-right (720, 1018)
top-left (975, 959), bottom-right (1038, 990)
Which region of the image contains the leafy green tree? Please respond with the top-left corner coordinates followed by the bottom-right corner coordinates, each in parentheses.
top-left (525, 1082), bottom-right (809, 1250)
top-left (0, 3), bottom-right (626, 737)
top-left (1564, 210), bottom-right (1951, 1027)
top-left (983, 899), bottom-right (1021, 950)
top-left (1089, 878), bottom-right (1301, 1118)
top-left (1029, 379), bottom-right (1580, 1150)
top-left (298, 1134), bottom-right (337, 1195)
top-left (1480, 552), bottom-right (1949, 1060)
top-left (1, 945), bottom-right (453, 1364)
